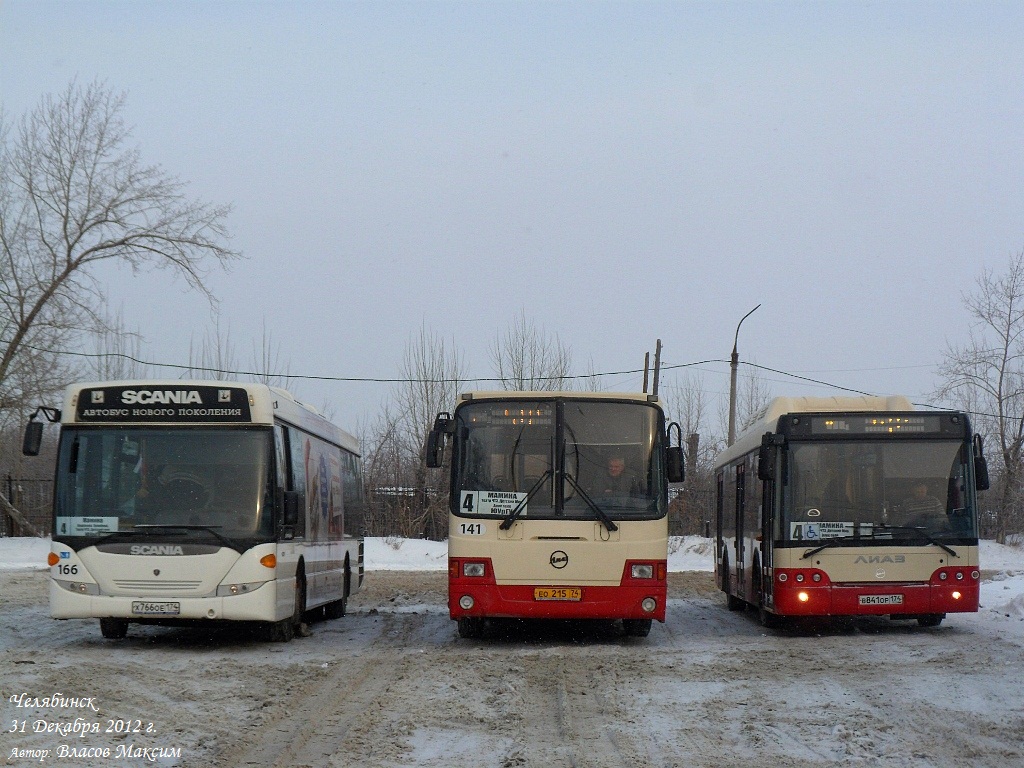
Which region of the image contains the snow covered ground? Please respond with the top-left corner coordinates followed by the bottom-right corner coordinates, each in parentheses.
top-left (2, 536), bottom-right (1024, 767)
top-left (3, 534), bottom-right (1023, 626)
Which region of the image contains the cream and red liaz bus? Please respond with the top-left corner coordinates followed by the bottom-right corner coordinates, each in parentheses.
top-left (425, 391), bottom-right (685, 638)
top-left (714, 396), bottom-right (989, 628)
top-left (24, 380), bottom-right (364, 641)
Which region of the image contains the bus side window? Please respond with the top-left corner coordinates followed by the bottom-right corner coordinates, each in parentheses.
top-left (285, 427), bottom-right (307, 539)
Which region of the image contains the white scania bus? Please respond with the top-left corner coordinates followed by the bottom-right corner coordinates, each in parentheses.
top-left (425, 391), bottom-right (685, 638)
top-left (24, 380), bottom-right (364, 641)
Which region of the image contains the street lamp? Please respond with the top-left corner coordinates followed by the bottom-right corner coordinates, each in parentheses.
top-left (728, 304), bottom-right (761, 446)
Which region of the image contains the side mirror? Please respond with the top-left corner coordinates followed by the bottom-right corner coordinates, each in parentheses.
top-left (974, 434), bottom-right (990, 492)
top-left (283, 490), bottom-right (300, 527)
top-left (424, 412), bottom-right (452, 469)
top-left (23, 420), bottom-right (44, 457)
top-left (666, 422), bottom-right (685, 483)
top-left (757, 432), bottom-right (778, 482)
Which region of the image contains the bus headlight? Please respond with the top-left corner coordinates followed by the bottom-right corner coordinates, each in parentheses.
top-left (797, 591), bottom-right (810, 603)
top-left (55, 580), bottom-right (99, 595)
top-left (631, 564), bottom-right (654, 579)
top-left (459, 595), bottom-right (474, 610)
top-left (463, 562), bottom-right (486, 577)
top-left (952, 591), bottom-right (962, 600)
top-left (641, 597), bottom-right (657, 613)
top-left (216, 581), bottom-right (267, 597)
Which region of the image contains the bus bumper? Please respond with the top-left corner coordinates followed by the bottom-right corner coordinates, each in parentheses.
top-left (770, 565), bottom-right (981, 617)
top-left (448, 558), bottom-right (667, 622)
top-left (49, 579), bottom-right (280, 623)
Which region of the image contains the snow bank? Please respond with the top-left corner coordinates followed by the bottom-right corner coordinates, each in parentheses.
top-left (2, 535), bottom-right (1021, 576)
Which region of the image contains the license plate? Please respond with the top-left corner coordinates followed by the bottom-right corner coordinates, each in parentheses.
top-left (859, 594), bottom-right (903, 606)
top-left (131, 601), bottom-right (180, 616)
top-left (534, 587), bottom-right (582, 601)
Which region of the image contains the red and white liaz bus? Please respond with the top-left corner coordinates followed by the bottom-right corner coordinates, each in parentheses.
top-left (714, 396), bottom-right (989, 628)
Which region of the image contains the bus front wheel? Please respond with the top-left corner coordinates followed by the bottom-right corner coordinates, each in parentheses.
top-left (99, 618), bottom-right (128, 639)
top-left (623, 619), bottom-right (652, 637)
top-left (457, 617), bottom-right (484, 639)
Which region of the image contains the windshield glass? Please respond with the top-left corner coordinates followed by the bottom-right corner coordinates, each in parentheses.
top-left (54, 428), bottom-right (273, 540)
top-left (782, 439), bottom-right (974, 542)
top-left (453, 399), bottom-right (665, 520)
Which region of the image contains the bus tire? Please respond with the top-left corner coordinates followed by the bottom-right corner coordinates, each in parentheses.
top-left (623, 619), bottom-right (652, 637)
top-left (324, 596), bottom-right (346, 620)
top-left (457, 617), bottom-right (484, 639)
top-left (721, 555), bottom-right (744, 611)
top-left (99, 618), bottom-right (128, 639)
top-left (758, 606), bottom-right (783, 629)
top-left (917, 614), bottom-right (944, 627)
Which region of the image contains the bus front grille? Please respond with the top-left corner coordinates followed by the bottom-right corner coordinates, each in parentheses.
top-left (112, 580), bottom-right (204, 593)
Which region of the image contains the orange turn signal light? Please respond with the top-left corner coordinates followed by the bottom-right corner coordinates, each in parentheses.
top-left (260, 554), bottom-right (277, 569)
top-left (47, 552), bottom-right (60, 567)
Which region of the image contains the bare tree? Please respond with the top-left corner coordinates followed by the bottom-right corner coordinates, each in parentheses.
top-left (489, 311), bottom-right (572, 391)
top-left (397, 324), bottom-right (466, 539)
top-left (359, 328), bottom-right (465, 539)
top-left (87, 306), bottom-right (150, 381)
top-left (250, 318), bottom-right (292, 390)
top-left (0, 80), bottom-right (240, 416)
top-left (663, 372), bottom-right (723, 536)
top-left (186, 317), bottom-right (238, 381)
top-left (936, 250), bottom-right (1024, 542)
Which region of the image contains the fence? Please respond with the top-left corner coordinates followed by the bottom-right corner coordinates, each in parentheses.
top-left (2, 476), bottom-right (53, 537)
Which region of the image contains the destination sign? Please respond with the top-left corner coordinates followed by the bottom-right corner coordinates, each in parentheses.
top-left (75, 386), bottom-right (252, 423)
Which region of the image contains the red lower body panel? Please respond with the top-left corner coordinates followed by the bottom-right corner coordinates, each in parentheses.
top-left (449, 558), bottom-right (667, 622)
top-left (770, 565), bottom-right (980, 617)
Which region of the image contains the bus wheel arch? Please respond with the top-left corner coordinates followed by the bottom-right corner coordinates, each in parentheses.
top-left (324, 557), bottom-right (350, 620)
top-left (99, 617), bottom-right (128, 640)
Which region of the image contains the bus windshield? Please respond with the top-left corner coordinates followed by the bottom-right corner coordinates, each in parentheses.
top-left (54, 428), bottom-right (273, 541)
top-left (783, 439), bottom-right (975, 542)
top-left (453, 399), bottom-right (666, 521)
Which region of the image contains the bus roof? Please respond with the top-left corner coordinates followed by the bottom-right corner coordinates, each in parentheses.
top-left (457, 391), bottom-right (666, 408)
top-left (60, 380), bottom-right (360, 454)
top-left (715, 394), bottom-right (915, 468)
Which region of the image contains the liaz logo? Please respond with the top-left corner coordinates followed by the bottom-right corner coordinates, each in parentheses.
top-left (549, 550), bottom-right (569, 569)
top-left (130, 545), bottom-right (185, 556)
top-left (854, 555), bottom-right (905, 564)
top-left (120, 390), bottom-right (202, 405)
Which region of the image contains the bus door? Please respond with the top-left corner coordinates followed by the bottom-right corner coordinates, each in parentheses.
top-left (759, 469), bottom-right (774, 606)
top-left (735, 463), bottom-right (746, 595)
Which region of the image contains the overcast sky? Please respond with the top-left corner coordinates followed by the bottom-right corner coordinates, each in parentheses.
top-left (2, 1), bottom-right (1023, 432)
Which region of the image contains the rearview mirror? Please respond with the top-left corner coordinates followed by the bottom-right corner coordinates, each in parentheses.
top-left (666, 422), bottom-right (685, 483)
top-left (974, 434), bottom-right (990, 492)
top-left (22, 421), bottom-right (43, 457)
top-left (424, 412), bottom-right (452, 469)
top-left (757, 432), bottom-right (777, 482)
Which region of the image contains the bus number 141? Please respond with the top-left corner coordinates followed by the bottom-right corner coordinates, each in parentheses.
top-left (459, 523), bottom-right (486, 536)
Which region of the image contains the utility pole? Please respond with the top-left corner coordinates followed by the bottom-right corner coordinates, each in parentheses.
top-left (728, 304), bottom-right (761, 446)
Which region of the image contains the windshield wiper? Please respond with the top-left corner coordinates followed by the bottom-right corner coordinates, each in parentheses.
top-left (801, 535), bottom-right (860, 559)
top-left (873, 524), bottom-right (959, 558)
top-left (563, 473), bottom-right (618, 533)
top-left (499, 470), bottom-right (553, 531)
top-left (133, 524), bottom-right (241, 552)
top-left (91, 528), bottom-right (173, 546)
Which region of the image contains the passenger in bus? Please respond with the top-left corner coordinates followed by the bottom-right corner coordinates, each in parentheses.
top-left (820, 470), bottom-right (854, 519)
top-left (900, 482), bottom-right (947, 529)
